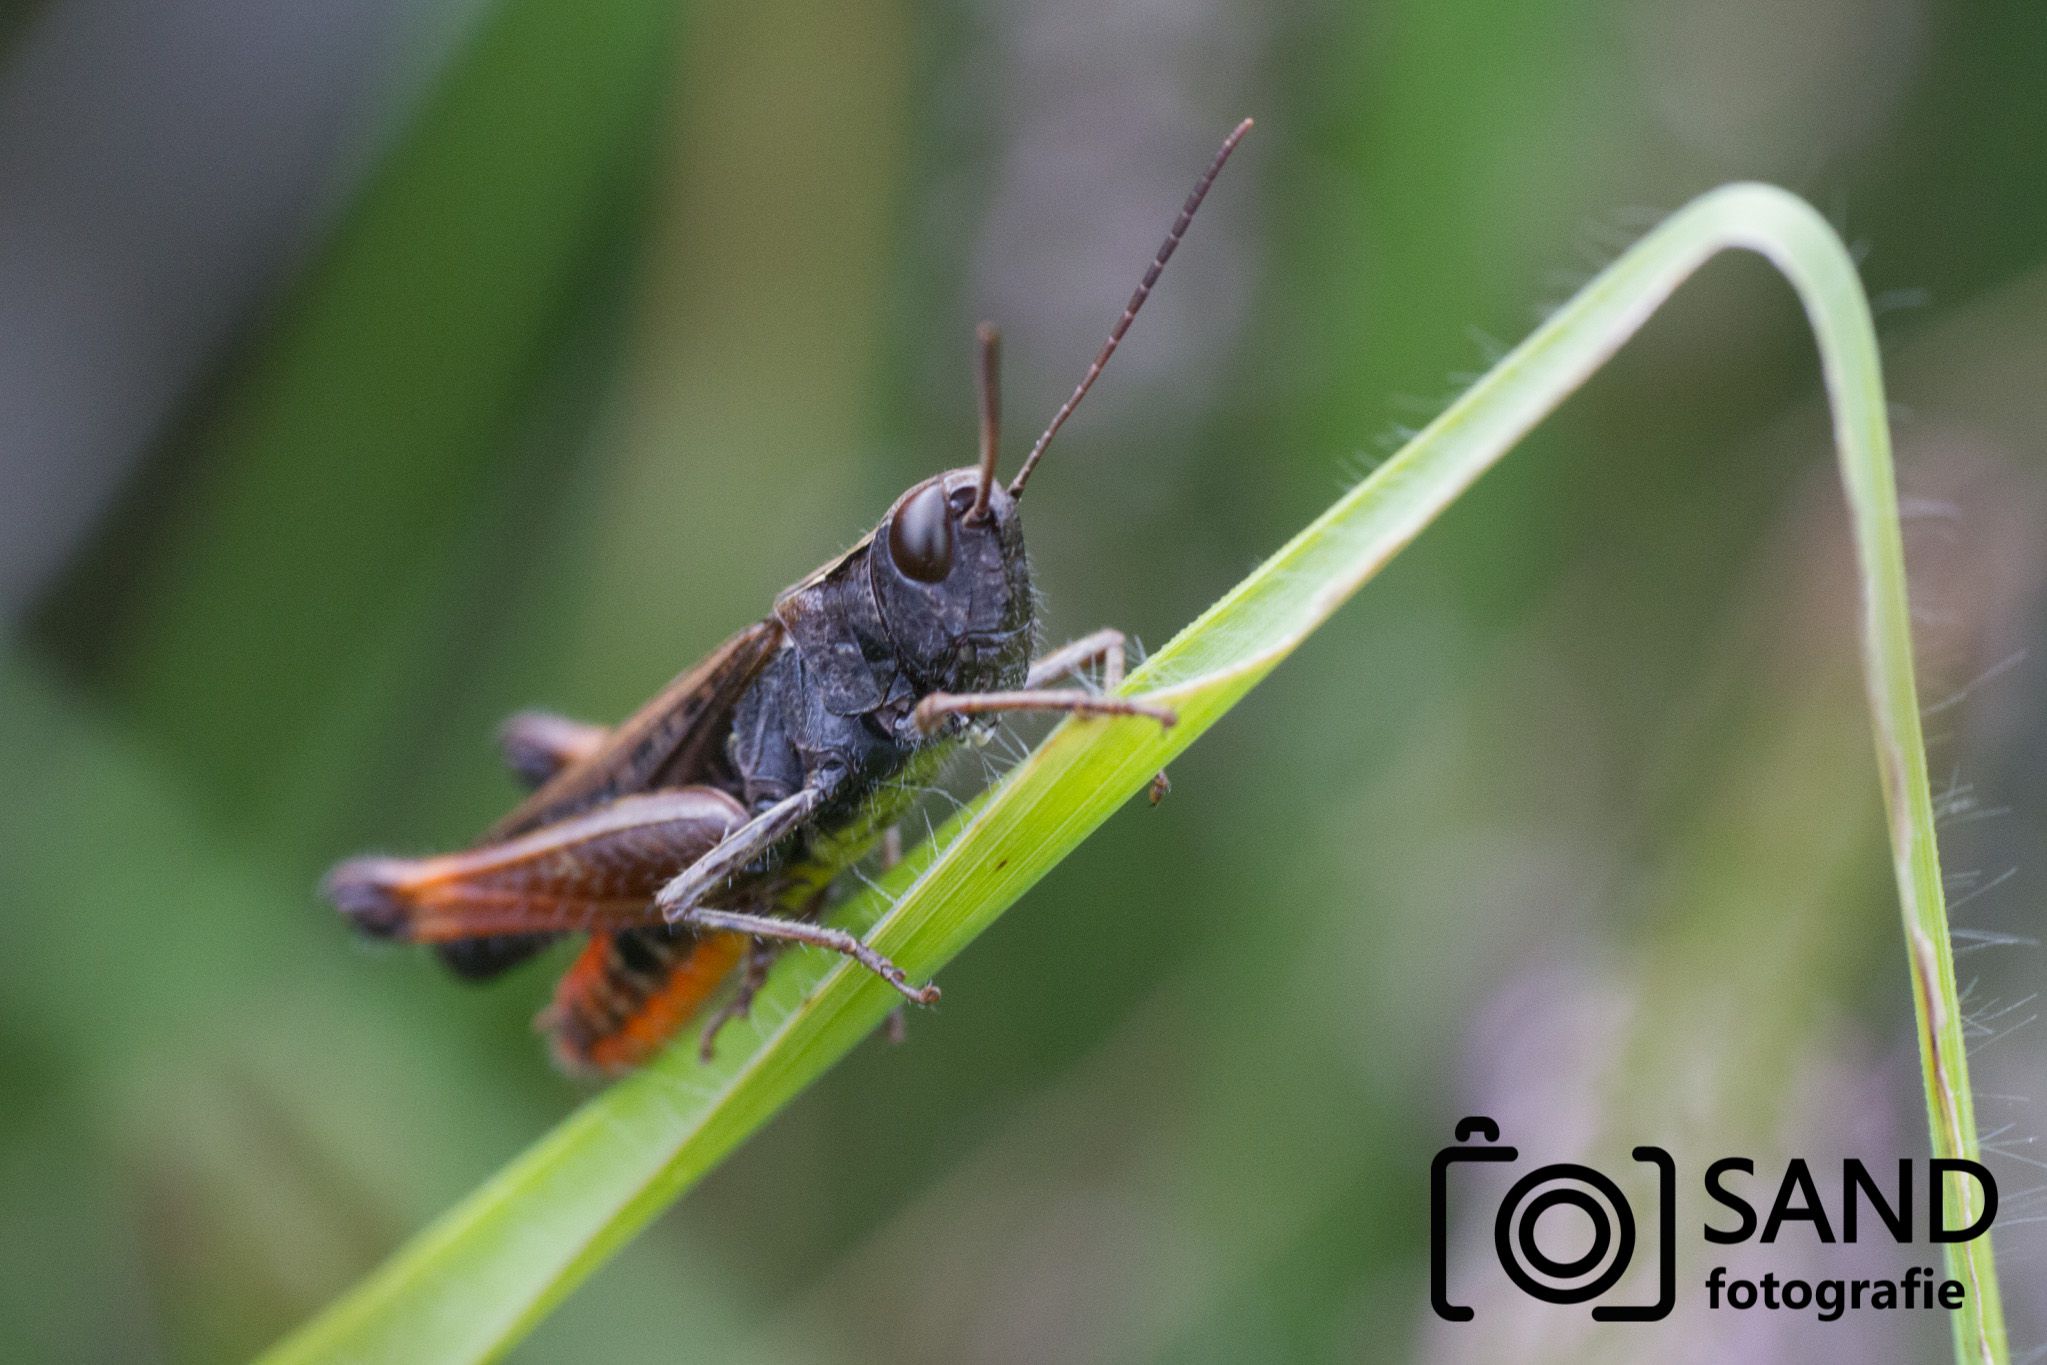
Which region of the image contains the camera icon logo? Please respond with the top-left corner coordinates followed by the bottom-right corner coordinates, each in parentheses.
top-left (1431, 1116), bottom-right (1675, 1322)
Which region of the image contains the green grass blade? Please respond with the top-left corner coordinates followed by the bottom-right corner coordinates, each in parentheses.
top-left (262, 181), bottom-right (2003, 1365)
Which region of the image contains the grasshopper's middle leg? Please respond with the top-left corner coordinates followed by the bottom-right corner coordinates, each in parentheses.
top-left (638, 785), bottom-right (941, 1010)
top-left (654, 788), bottom-right (941, 1007)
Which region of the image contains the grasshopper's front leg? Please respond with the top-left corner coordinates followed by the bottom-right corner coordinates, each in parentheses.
top-left (913, 627), bottom-right (1178, 735)
top-left (1024, 627), bottom-right (1132, 691)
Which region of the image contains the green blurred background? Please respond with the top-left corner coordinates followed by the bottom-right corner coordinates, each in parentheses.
top-left (2, 0), bottom-right (2044, 1360)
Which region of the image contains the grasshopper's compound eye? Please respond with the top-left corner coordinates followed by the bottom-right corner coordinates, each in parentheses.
top-left (888, 482), bottom-right (955, 583)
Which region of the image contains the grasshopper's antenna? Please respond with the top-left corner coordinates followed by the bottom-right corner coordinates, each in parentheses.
top-left (968, 322), bottom-right (1001, 523)
top-left (1007, 116), bottom-right (1252, 501)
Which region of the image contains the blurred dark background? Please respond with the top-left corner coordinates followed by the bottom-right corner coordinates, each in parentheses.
top-left (1, 0), bottom-right (2044, 1360)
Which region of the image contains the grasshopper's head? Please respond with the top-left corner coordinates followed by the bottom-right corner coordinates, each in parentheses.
top-left (869, 465), bottom-right (1032, 695)
top-left (871, 119), bottom-right (1251, 699)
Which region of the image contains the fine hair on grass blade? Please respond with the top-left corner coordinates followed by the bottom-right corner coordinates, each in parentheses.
top-left (262, 182), bottom-right (2006, 1365)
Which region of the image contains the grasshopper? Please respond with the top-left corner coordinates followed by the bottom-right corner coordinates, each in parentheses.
top-left (324, 120), bottom-right (1250, 1072)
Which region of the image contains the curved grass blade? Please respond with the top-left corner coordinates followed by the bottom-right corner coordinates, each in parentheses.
top-left (262, 182), bottom-right (2004, 1365)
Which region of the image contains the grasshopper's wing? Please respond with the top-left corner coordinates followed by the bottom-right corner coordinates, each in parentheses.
top-left (486, 617), bottom-right (784, 842)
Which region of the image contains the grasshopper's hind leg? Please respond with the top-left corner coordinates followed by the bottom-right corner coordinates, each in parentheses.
top-left (376, 711), bottom-right (616, 978)
top-left (323, 787), bottom-right (748, 944)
